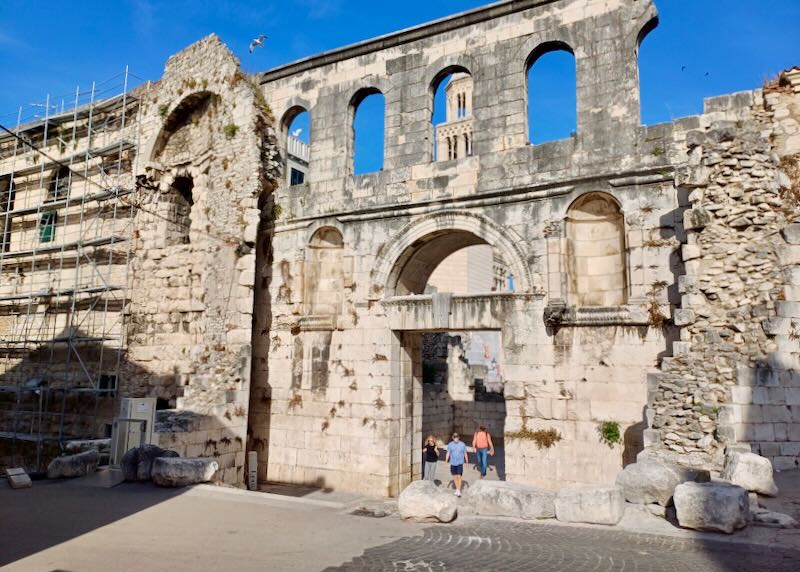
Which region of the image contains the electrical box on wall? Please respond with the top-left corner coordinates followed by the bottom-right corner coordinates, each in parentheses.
top-left (110, 398), bottom-right (157, 466)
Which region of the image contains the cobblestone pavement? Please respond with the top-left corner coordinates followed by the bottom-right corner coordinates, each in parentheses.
top-left (325, 518), bottom-right (800, 572)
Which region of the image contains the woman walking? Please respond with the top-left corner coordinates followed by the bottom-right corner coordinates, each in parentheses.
top-left (423, 435), bottom-right (439, 482)
top-left (472, 425), bottom-right (494, 479)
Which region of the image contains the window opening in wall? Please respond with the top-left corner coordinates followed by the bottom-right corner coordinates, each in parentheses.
top-left (0, 175), bottom-right (14, 252)
top-left (432, 69), bottom-right (473, 162)
top-left (284, 108), bottom-right (310, 186)
top-left (38, 211), bottom-right (57, 243)
top-left (168, 175), bottom-right (193, 245)
top-left (352, 90), bottom-right (384, 175)
top-left (49, 166), bottom-right (71, 201)
top-left (635, 16), bottom-right (662, 125)
top-left (527, 44), bottom-right (576, 144)
top-left (565, 193), bottom-right (627, 306)
top-left (97, 374), bottom-right (117, 397)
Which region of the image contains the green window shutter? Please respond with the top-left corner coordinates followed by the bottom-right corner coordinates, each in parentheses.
top-left (39, 212), bottom-right (56, 243)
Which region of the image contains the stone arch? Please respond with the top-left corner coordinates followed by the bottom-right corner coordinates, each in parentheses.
top-left (524, 40), bottom-right (577, 144)
top-left (149, 90), bottom-right (219, 164)
top-left (372, 210), bottom-right (533, 298)
top-left (427, 61), bottom-right (475, 163)
top-left (348, 86), bottom-right (385, 175)
top-left (280, 103), bottom-right (311, 186)
top-left (565, 192), bottom-right (627, 306)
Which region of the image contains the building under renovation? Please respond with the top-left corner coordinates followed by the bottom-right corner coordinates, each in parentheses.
top-left (1, 0), bottom-right (799, 497)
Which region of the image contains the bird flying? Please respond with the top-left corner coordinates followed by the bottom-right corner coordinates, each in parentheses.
top-left (249, 34), bottom-right (267, 53)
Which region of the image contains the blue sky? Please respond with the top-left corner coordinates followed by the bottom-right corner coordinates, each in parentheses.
top-left (1, 1), bottom-right (798, 172)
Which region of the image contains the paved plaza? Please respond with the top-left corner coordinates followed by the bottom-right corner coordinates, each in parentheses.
top-left (2, 479), bottom-right (800, 572)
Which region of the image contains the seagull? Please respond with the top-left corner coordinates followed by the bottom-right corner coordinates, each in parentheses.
top-left (249, 34), bottom-right (267, 53)
top-left (681, 65), bottom-right (686, 72)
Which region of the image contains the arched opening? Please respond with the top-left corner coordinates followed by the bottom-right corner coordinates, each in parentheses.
top-left (151, 91), bottom-right (218, 163)
top-left (165, 175), bottom-right (194, 245)
top-left (392, 229), bottom-right (508, 484)
top-left (636, 16), bottom-right (661, 125)
top-left (565, 192), bottom-right (627, 306)
top-left (350, 88), bottom-right (384, 175)
top-left (281, 106), bottom-right (310, 186)
top-left (304, 227), bottom-right (346, 316)
top-left (526, 42), bottom-right (576, 144)
top-left (431, 67), bottom-right (473, 162)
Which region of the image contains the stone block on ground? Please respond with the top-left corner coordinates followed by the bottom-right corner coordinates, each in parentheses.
top-left (673, 482), bottom-right (748, 534)
top-left (464, 480), bottom-right (555, 520)
top-left (5, 468), bottom-right (32, 489)
top-left (615, 460), bottom-right (681, 506)
top-left (555, 485), bottom-right (625, 525)
top-left (750, 508), bottom-right (799, 529)
top-left (398, 480), bottom-right (458, 523)
top-left (721, 452), bottom-right (778, 496)
top-left (65, 439), bottom-right (111, 453)
top-left (121, 445), bottom-right (180, 482)
top-left (47, 450), bottom-right (100, 479)
top-left (151, 457), bottom-right (219, 487)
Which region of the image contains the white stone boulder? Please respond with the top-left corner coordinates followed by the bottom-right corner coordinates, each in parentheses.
top-left (151, 457), bottom-right (219, 487)
top-left (615, 461), bottom-right (682, 506)
top-left (721, 452), bottom-right (778, 496)
top-left (555, 485), bottom-right (625, 525)
top-left (464, 480), bottom-right (555, 520)
top-left (398, 480), bottom-right (458, 523)
top-left (47, 450), bottom-right (100, 479)
top-left (121, 444), bottom-right (180, 482)
top-left (673, 482), bottom-right (748, 534)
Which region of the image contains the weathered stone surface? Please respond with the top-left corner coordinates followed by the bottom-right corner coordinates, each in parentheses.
top-left (5, 468), bottom-right (32, 489)
top-left (721, 452), bottom-right (778, 496)
top-left (615, 461), bottom-right (682, 506)
top-left (555, 485), bottom-right (625, 525)
top-left (151, 457), bottom-right (219, 487)
top-left (121, 445), bottom-right (180, 482)
top-left (673, 482), bottom-right (748, 534)
top-left (398, 480), bottom-right (457, 523)
top-left (750, 508), bottom-right (799, 528)
top-left (65, 439), bottom-right (111, 453)
top-left (464, 480), bottom-right (555, 520)
top-left (47, 450), bottom-right (100, 479)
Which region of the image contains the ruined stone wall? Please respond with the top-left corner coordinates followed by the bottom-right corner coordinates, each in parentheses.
top-left (253, 0), bottom-right (698, 495)
top-left (645, 71), bottom-right (800, 472)
top-left (124, 36), bottom-right (278, 484)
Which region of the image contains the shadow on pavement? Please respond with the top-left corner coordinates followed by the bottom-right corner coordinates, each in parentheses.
top-left (0, 479), bottom-right (186, 567)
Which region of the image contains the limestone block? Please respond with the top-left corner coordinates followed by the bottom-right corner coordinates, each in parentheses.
top-left (751, 508), bottom-right (799, 528)
top-left (464, 480), bottom-right (555, 520)
top-left (5, 468), bottom-right (32, 489)
top-left (673, 482), bottom-right (749, 534)
top-left (555, 485), bottom-right (625, 525)
top-left (673, 309), bottom-right (695, 326)
top-left (781, 224), bottom-right (800, 245)
top-left (151, 457), bottom-right (219, 487)
top-left (721, 452), bottom-right (778, 496)
top-left (615, 460), bottom-right (682, 506)
top-left (398, 480), bottom-right (457, 523)
top-left (65, 439), bottom-right (111, 453)
top-left (47, 450), bottom-right (100, 479)
top-left (121, 445), bottom-right (181, 482)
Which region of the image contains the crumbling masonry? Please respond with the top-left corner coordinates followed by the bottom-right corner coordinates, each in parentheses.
top-left (1, 0), bottom-right (799, 496)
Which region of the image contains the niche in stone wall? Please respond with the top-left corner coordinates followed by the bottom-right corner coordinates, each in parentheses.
top-left (303, 227), bottom-right (350, 319)
top-left (164, 175), bottom-right (194, 245)
top-left (565, 193), bottom-right (627, 306)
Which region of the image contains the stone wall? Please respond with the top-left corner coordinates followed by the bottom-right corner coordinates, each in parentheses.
top-left (644, 70), bottom-right (800, 472)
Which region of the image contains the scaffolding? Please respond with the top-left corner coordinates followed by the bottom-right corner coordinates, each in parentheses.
top-left (0, 69), bottom-right (142, 473)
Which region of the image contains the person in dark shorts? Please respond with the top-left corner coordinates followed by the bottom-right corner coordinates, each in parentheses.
top-left (445, 432), bottom-right (468, 497)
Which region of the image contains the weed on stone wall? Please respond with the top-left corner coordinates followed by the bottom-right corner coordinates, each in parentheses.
top-left (647, 280), bottom-right (668, 328)
top-left (596, 420), bottom-right (622, 448)
top-left (505, 427), bottom-right (563, 449)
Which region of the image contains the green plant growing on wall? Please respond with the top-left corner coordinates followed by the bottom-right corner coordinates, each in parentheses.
top-left (271, 203), bottom-right (282, 221)
top-left (651, 146), bottom-right (666, 157)
top-left (596, 420), bottom-right (623, 448)
top-left (223, 123), bottom-right (239, 138)
top-left (158, 103), bottom-right (170, 118)
top-left (505, 427), bottom-right (562, 449)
